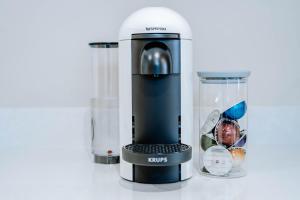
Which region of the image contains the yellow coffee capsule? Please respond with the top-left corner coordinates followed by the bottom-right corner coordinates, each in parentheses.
top-left (229, 147), bottom-right (246, 168)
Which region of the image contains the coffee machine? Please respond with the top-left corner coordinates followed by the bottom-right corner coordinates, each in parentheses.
top-left (119, 7), bottom-right (193, 184)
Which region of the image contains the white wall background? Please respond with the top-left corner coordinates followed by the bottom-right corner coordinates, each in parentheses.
top-left (0, 0), bottom-right (299, 107)
top-left (0, 0), bottom-right (299, 149)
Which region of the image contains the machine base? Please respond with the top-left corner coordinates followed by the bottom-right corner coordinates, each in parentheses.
top-left (133, 165), bottom-right (181, 184)
top-left (121, 143), bottom-right (192, 184)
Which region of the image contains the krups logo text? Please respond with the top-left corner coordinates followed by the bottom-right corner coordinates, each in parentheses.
top-left (145, 27), bottom-right (167, 31)
top-left (148, 157), bottom-right (168, 163)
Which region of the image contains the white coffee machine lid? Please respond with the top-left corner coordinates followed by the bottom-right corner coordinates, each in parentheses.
top-left (119, 7), bottom-right (192, 40)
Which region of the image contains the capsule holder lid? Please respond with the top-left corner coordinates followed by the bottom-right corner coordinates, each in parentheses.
top-left (197, 71), bottom-right (251, 84)
top-left (197, 71), bottom-right (250, 78)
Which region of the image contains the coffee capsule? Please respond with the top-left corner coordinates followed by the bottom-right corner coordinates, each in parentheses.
top-left (200, 109), bottom-right (221, 135)
top-left (201, 133), bottom-right (217, 151)
top-left (215, 118), bottom-right (240, 147)
top-left (229, 147), bottom-right (246, 168)
top-left (203, 145), bottom-right (233, 176)
top-left (232, 131), bottom-right (247, 148)
top-left (223, 101), bottom-right (247, 120)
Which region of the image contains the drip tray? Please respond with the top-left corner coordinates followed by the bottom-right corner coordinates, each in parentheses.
top-left (122, 143), bottom-right (192, 166)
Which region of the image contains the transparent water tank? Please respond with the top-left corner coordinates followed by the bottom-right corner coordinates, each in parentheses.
top-left (89, 42), bottom-right (119, 164)
top-left (198, 71), bottom-right (250, 178)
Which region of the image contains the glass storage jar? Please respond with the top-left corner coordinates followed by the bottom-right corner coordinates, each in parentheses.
top-left (198, 71), bottom-right (250, 178)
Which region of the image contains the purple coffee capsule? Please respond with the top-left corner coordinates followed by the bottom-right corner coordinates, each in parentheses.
top-left (233, 131), bottom-right (247, 147)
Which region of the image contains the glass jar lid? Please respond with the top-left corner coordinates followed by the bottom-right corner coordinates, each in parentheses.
top-left (197, 71), bottom-right (251, 84)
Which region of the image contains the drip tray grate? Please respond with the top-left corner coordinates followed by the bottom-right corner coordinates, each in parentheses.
top-left (122, 143), bottom-right (192, 166)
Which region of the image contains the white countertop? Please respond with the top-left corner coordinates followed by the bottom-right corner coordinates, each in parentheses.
top-left (0, 107), bottom-right (299, 200)
top-left (0, 145), bottom-right (299, 200)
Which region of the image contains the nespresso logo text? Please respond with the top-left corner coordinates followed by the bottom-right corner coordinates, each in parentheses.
top-left (148, 157), bottom-right (168, 163)
top-left (145, 27), bottom-right (167, 31)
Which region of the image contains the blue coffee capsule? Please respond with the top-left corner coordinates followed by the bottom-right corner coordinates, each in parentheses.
top-left (223, 101), bottom-right (247, 120)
